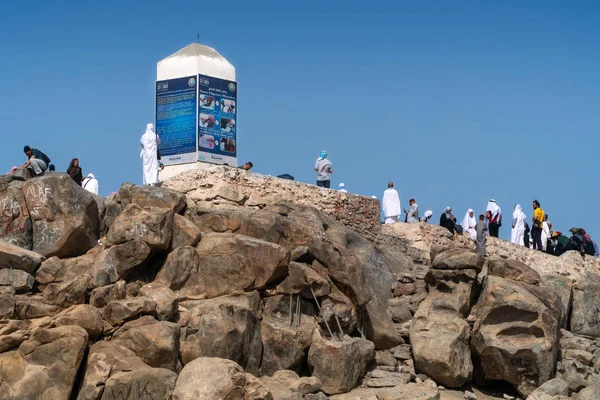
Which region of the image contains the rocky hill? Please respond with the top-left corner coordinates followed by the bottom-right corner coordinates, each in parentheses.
top-left (0, 166), bottom-right (599, 400)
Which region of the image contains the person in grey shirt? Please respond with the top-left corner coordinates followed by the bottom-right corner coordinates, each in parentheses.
top-left (404, 198), bottom-right (419, 223)
top-left (314, 150), bottom-right (333, 188)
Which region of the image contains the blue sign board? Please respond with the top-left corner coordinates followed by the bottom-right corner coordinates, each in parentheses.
top-left (197, 74), bottom-right (238, 165)
top-left (156, 76), bottom-right (198, 165)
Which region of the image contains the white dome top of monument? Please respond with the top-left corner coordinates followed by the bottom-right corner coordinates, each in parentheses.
top-left (157, 43), bottom-right (236, 82)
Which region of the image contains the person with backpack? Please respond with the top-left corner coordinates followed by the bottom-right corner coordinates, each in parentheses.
top-left (20, 145), bottom-right (51, 177)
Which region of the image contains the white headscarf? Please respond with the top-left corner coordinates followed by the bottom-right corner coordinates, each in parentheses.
top-left (82, 173), bottom-right (98, 195)
top-left (486, 199), bottom-right (501, 218)
top-left (424, 210), bottom-right (433, 218)
top-left (461, 209), bottom-right (476, 231)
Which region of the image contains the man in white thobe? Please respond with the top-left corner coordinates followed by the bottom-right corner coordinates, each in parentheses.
top-left (382, 182), bottom-right (401, 224)
top-left (82, 173), bottom-right (99, 195)
top-left (511, 204), bottom-right (526, 246)
top-left (140, 123), bottom-right (160, 186)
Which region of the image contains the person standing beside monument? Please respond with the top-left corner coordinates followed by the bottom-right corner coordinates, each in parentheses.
top-left (314, 151), bottom-right (333, 188)
top-left (140, 123), bottom-right (160, 186)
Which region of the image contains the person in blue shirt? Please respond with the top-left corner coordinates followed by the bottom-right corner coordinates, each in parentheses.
top-left (20, 145), bottom-right (49, 177)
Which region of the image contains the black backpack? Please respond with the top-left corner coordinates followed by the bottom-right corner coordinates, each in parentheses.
top-left (36, 149), bottom-right (51, 165)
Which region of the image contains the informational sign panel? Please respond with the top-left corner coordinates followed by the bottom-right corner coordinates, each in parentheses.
top-left (156, 76), bottom-right (198, 165)
top-left (197, 74), bottom-right (238, 165)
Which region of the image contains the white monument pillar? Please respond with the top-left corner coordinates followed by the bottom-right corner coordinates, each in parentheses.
top-left (156, 43), bottom-right (237, 181)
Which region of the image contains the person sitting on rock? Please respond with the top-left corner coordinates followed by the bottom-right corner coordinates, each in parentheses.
top-left (440, 207), bottom-right (457, 235)
top-left (19, 145), bottom-right (50, 177)
top-left (421, 210), bottom-right (433, 223)
top-left (549, 231), bottom-right (571, 256)
top-left (405, 198), bottom-right (419, 223)
top-left (82, 173), bottom-right (99, 195)
top-left (239, 161), bottom-right (253, 171)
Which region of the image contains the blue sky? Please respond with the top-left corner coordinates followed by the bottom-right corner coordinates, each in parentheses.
top-left (1, 1), bottom-right (598, 241)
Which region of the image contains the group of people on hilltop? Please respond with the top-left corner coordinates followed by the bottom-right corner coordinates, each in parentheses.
top-left (7, 146), bottom-right (98, 195)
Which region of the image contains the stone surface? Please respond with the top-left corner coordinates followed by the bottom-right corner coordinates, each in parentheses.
top-left (375, 382), bottom-right (441, 400)
top-left (487, 258), bottom-right (541, 284)
top-left (111, 315), bottom-right (180, 372)
top-left (179, 291), bottom-right (262, 374)
top-left (0, 181), bottom-right (32, 250)
top-left (0, 286), bottom-right (15, 320)
top-left (0, 325), bottom-right (88, 400)
top-left (91, 240), bottom-right (151, 286)
top-left (89, 280), bottom-right (126, 308)
top-left (260, 294), bottom-right (317, 376)
top-left (120, 182), bottom-right (187, 213)
top-left (276, 261), bottom-right (331, 298)
top-left (100, 368), bottom-right (177, 400)
top-left (14, 294), bottom-right (62, 319)
top-left (571, 274), bottom-right (600, 337)
top-left (0, 268), bottom-right (34, 292)
top-left (195, 233), bottom-right (288, 298)
top-left (471, 276), bottom-right (561, 396)
top-left (52, 304), bottom-right (103, 339)
top-left (432, 248), bottom-right (484, 271)
top-left (139, 282), bottom-right (177, 321)
top-left (106, 204), bottom-right (174, 250)
top-left (102, 296), bottom-right (157, 326)
top-left (525, 378), bottom-right (569, 399)
top-left (23, 174), bottom-right (99, 257)
top-left (164, 166), bottom-right (381, 238)
top-left (541, 274), bottom-right (573, 329)
top-left (171, 357), bottom-right (247, 400)
top-left (308, 330), bottom-right (375, 395)
top-left (170, 213), bottom-right (201, 250)
top-left (0, 240), bottom-right (44, 274)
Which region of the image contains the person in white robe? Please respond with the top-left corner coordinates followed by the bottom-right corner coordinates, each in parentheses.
top-left (461, 209), bottom-right (477, 241)
top-left (140, 123), bottom-right (160, 186)
top-left (541, 216), bottom-right (550, 252)
top-left (382, 182), bottom-right (401, 224)
top-left (338, 183), bottom-right (348, 193)
top-left (82, 173), bottom-right (99, 195)
top-left (511, 204), bottom-right (527, 246)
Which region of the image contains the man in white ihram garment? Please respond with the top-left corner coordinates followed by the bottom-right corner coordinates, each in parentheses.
top-left (82, 173), bottom-right (99, 195)
top-left (461, 209), bottom-right (477, 241)
top-left (140, 123), bottom-right (160, 186)
top-left (511, 204), bottom-right (527, 246)
top-left (382, 182), bottom-right (401, 224)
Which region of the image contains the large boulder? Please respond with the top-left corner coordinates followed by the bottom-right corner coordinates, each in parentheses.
top-left (100, 368), bottom-right (177, 400)
top-left (308, 330), bottom-right (375, 395)
top-left (14, 294), bottom-right (62, 319)
top-left (542, 274), bottom-right (573, 330)
top-left (471, 275), bottom-right (561, 396)
top-left (111, 316), bottom-right (180, 372)
top-left (0, 286), bottom-right (15, 320)
top-left (178, 291), bottom-right (262, 374)
top-left (196, 233), bottom-right (289, 298)
top-left (487, 258), bottom-right (541, 284)
top-left (170, 214), bottom-right (201, 250)
top-left (409, 248), bottom-right (481, 388)
top-left (260, 294), bottom-right (318, 376)
top-left (171, 357), bottom-right (247, 400)
top-left (0, 325), bottom-right (88, 400)
top-left (0, 240), bottom-right (44, 274)
top-left (139, 282), bottom-right (178, 321)
top-left (0, 268), bottom-right (34, 292)
top-left (0, 181), bottom-right (32, 250)
top-left (119, 182), bottom-right (187, 213)
top-left (23, 174), bottom-right (99, 257)
top-left (89, 240), bottom-right (151, 287)
top-left (52, 304), bottom-right (103, 339)
top-left (106, 204), bottom-right (173, 250)
top-left (102, 297), bottom-right (157, 326)
top-left (571, 274), bottom-right (600, 337)
top-left (76, 340), bottom-right (172, 400)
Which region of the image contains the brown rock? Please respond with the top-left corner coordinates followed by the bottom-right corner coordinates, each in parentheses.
top-left (0, 268), bottom-right (34, 292)
top-left (170, 213), bottom-right (202, 250)
top-left (0, 182), bottom-right (33, 250)
top-left (276, 262), bottom-right (331, 298)
top-left (179, 291), bottom-right (262, 374)
top-left (487, 258), bottom-right (541, 284)
top-left (89, 280), bottom-right (127, 308)
top-left (52, 304), bottom-right (103, 339)
top-left (139, 282), bottom-right (178, 321)
top-left (307, 330), bottom-right (375, 395)
top-left (14, 294), bottom-right (62, 319)
top-left (106, 204), bottom-right (174, 250)
top-left (23, 174), bottom-right (99, 258)
top-left (0, 325), bottom-right (88, 400)
top-left (102, 296), bottom-right (157, 326)
top-left (392, 282), bottom-right (416, 297)
top-left (101, 368), bottom-right (177, 400)
top-left (432, 248), bottom-right (484, 271)
top-left (112, 316), bottom-right (180, 372)
top-left (0, 286), bottom-right (15, 320)
top-left (171, 357), bottom-right (247, 400)
top-left (0, 240), bottom-right (44, 274)
top-left (120, 183), bottom-right (187, 213)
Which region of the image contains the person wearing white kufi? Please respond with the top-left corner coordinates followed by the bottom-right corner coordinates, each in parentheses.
top-left (422, 210), bottom-right (433, 223)
top-left (461, 209), bottom-right (477, 241)
top-left (140, 123), bottom-right (160, 186)
top-left (382, 182), bottom-right (401, 224)
top-left (82, 173), bottom-right (99, 195)
top-left (511, 204), bottom-right (527, 246)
